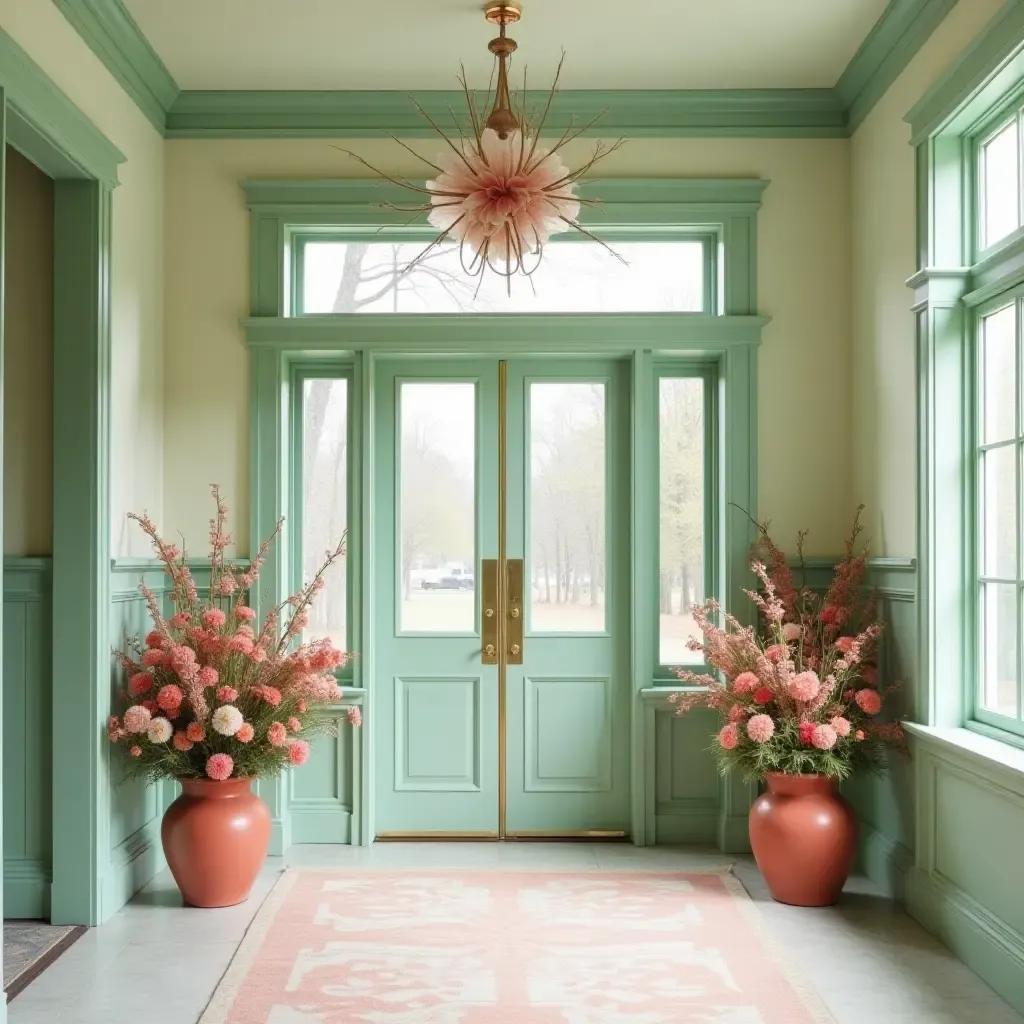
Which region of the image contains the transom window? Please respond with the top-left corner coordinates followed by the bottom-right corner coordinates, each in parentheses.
top-left (294, 235), bottom-right (714, 315)
top-left (976, 298), bottom-right (1024, 731)
top-left (979, 107), bottom-right (1024, 251)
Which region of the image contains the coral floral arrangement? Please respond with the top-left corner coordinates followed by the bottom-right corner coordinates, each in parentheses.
top-left (108, 487), bottom-right (359, 783)
top-left (672, 509), bottom-right (904, 780)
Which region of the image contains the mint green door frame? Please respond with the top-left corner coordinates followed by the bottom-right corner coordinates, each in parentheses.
top-left (243, 177), bottom-right (767, 849)
top-left (0, 29), bottom-right (124, 935)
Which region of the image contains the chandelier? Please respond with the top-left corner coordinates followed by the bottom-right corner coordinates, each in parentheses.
top-left (342, 1), bottom-right (623, 293)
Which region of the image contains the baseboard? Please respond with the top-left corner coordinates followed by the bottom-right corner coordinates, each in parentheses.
top-left (716, 812), bottom-right (752, 854)
top-left (857, 822), bottom-right (912, 900)
top-left (291, 808), bottom-right (353, 844)
top-left (653, 812), bottom-right (717, 845)
top-left (908, 866), bottom-right (1024, 1014)
top-left (3, 858), bottom-right (52, 919)
top-left (101, 818), bottom-right (165, 923)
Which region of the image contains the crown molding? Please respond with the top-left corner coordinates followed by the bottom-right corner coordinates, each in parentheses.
top-left (53, 0), bottom-right (956, 139)
top-left (837, 0), bottom-right (957, 132)
top-left (50, 0), bottom-right (178, 132)
top-left (166, 88), bottom-right (848, 139)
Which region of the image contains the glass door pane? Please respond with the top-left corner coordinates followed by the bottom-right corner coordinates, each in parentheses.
top-left (399, 382), bottom-right (477, 633)
top-left (528, 381), bottom-right (606, 633)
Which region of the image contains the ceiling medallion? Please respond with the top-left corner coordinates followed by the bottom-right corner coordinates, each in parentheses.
top-left (341, 1), bottom-right (624, 294)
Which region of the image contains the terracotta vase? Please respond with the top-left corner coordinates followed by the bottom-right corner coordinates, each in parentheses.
top-left (748, 772), bottom-right (857, 907)
top-left (161, 777), bottom-right (271, 908)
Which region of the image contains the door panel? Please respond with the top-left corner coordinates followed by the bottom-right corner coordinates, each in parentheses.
top-left (374, 361), bottom-right (500, 835)
top-left (504, 361), bottom-right (631, 835)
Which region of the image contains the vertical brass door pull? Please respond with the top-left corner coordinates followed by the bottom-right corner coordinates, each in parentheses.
top-left (507, 558), bottom-right (524, 664)
top-left (481, 558), bottom-right (498, 664)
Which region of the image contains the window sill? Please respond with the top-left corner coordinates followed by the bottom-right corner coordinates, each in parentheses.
top-left (903, 721), bottom-right (1024, 783)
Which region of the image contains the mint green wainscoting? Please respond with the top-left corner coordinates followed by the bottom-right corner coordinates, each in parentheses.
top-left (3, 559), bottom-right (52, 919)
top-left (288, 691), bottom-right (364, 843)
top-left (104, 562), bottom-right (171, 922)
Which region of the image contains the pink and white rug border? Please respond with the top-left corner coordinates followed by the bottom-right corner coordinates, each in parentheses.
top-left (199, 867), bottom-right (837, 1023)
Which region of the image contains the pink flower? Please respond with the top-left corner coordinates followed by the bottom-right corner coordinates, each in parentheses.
top-left (235, 722), bottom-right (254, 743)
top-left (288, 717), bottom-right (302, 732)
top-left (202, 608), bottom-right (226, 629)
top-left (732, 671), bottom-right (760, 695)
top-left (855, 689), bottom-right (882, 715)
top-left (172, 731), bottom-right (193, 752)
top-left (235, 606), bottom-right (256, 621)
top-left (728, 704), bottom-right (747, 723)
top-left (205, 753), bottom-right (233, 781)
top-left (198, 666), bottom-right (219, 688)
top-left (129, 745), bottom-right (142, 758)
top-left (129, 672), bottom-right (153, 697)
top-left (820, 605), bottom-right (841, 626)
top-left (226, 633), bottom-right (254, 655)
top-left (346, 707), bottom-right (362, 727)
top-left (798, 721), bottom-right (816, 745)
top-left (157, 684), bottom-right (183, 713)
top-left (141, 649), bottom-right (165, 667)
top-left (835, 636), bottom-right (856, 655)
top-left (144, 630), bottom-right (164, 649)
top-left (296, 698), bottom-right (307, 713)
top-left (169, 612), bottom-right (191, 629)
top-left (288, 740), bottom-right (311, 765)
top-left (843, 689), bottom-right (856, 702)
top-left (781, 623), bottom-right (802, 642)
top-left (763, 644), bottom-right (785, 663)
top-left (248, 645), bottom-right (267, 663)
top-left (831, 716), bottom-right (852, 738)
top-left (254, 685), bottom-right (282, 707)
top-left (218, 577), bottom-right (237, 596)
top-left (861, 665), bottom-right (878, 687)
top-left (812, 724), bottom-right (838, 750)
top-left (141, 699), bottom-right (158, 714)
top-left (855, 729), bottom-right (866, 741)
top-left (216, 686), bottom-right (238, 702)
top-left (186, 723), bottom-right (205, 743)
top-left (753, 686), bottom-right (774, 705)
top-left (788, 671), bottom-right (821, 703)
top-left (107, 716), bottom-right (122, 742)
top-left (124, 705), bottom-right (152, 733)
top-left (718, 723), bottom-right (739, 750)
top-left (746, 714), bottom-right (775, 744)
top-left (268, 722), bottom-right (287, 746)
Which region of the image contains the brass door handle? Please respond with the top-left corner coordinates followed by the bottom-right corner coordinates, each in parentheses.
top-left (510, 644), bottom-right (520, 656)
top-left (485, 644), bottom-right (496, 657)
top-left (481, 559), bottom-right (498, 664)
top-left (507, 559), bottom-right (523, 664)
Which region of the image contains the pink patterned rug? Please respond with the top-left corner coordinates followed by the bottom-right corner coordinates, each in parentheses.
top-left (201, 869), bottom-right (834, 1023)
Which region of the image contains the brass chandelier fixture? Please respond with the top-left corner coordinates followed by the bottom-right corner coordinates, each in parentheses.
top-left (342, 1), bottom-right (623, 293)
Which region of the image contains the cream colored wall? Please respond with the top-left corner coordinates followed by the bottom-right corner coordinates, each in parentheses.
top-left (165, 137), bottom-right (852, 556)
top-left (4, 146), bottom-right (53, 556)
top-left (0, 0), bottom-right (165, 558)
top-left (851, 0), bottom-right (1005, 555)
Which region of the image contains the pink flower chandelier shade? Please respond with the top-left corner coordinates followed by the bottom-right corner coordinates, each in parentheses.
top-left (340, 1), bottom-right (624, 293)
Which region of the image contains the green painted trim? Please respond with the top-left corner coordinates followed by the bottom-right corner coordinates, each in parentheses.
top-left (168, 88), bottom-right (847, 139)
top-left (907, 0), bottom-right (1024, 145)
top-left (0, 27), bottom-right (123, 186)
top-left (241, 315), bottom-right (769, 353)
top-left (50, 180), bottom-right (113, 927)
top-left (4, 859), bottom-right (51, 920)
top-left (51, 0), bottom-right (179, 133)
top-left (857, 822), bottom-right (913, 899)
top-left (838, 0), bottom-right (957, 132)
top-left (242, 177), bottom-right (769, 220)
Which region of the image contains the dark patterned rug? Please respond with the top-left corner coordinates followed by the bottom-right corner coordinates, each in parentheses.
top-left (3, 921), bottom-right (87, 1000)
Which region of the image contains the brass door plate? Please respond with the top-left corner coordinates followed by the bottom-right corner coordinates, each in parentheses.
top-left (481, 558), bottom-right (498, 664)
top-left (507, 558), bottom-right (524, 664)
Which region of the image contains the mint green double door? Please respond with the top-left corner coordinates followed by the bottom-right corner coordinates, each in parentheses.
top-left (374, 357), bottom-right (630, 837)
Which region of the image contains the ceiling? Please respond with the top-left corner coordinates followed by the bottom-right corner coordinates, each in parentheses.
top-left (121, 0), bottom-right (890, 92)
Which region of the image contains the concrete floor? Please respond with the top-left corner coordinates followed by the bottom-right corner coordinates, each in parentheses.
top-left (8, 843), bottom-right (1023, 1024)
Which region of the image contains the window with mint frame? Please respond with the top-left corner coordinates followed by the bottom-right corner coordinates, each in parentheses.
top-left (289, 228), bottom-right (720, 317)
top-left (290, 360), bottom-right (355, 686)
top-left (654, 360), bottom-right (719, 681)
